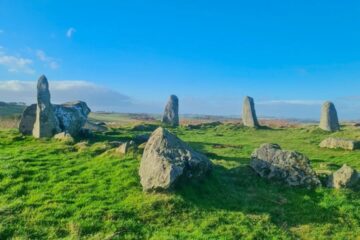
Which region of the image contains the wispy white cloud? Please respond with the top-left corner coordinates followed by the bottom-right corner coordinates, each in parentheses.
top-left (0, 51), bottom-right (35, 74)
top-left (258, 100), bottom-right (323, 106)
top-left (66, 27), bottom-right (76, 38)
top-left (36, 49), bottom-right (60, 69)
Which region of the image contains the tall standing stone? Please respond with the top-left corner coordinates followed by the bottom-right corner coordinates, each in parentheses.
top-left (162, 95), bottom-right (179, 127)
top-left (32, 75), bottom-right (59, 138)
top-left (242, 96), bottom-right (260, 128)
top-left (319, 101), bottom-right (340, 132)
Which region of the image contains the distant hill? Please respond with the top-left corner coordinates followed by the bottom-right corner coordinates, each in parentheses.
top-left (0, 102), bottom-right (26, 117)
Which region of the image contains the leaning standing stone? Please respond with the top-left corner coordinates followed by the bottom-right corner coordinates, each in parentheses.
top-left (319, 101), bottom-right (340, 132)
top-left (242, 96), bottom-right (260, 128)
top-left (139, 127), bottom-right (212, 191)
top-left (32, 75), bottom-right (59, 138)
top-left (162, 95), bottom-right (179, 127)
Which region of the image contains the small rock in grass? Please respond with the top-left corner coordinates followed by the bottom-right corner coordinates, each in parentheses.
top-left (53, 132), bottom-right (74, 144)
top-left (116, 141), bottom-right (136, 154)
top-left (319, 137), bottom-right (360, 151)
top-left (327, 164), bottom-right (359, 189)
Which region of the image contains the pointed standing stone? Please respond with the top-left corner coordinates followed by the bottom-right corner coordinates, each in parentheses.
top-left (242, 96), bottom-right (260, 128)
top-left (32, 75), bottom-right (59, 138)
top-left (319, 101), bottom-right (340, 132)
top-left (162, 95), bottom-right (179, 127)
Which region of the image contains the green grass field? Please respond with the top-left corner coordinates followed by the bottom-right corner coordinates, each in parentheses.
top-left (0, 122), bottom-right (359, 239)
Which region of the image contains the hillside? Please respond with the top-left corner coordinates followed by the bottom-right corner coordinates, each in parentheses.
top-left (0, 102), bottom-right (26, 117)
top-left (0, 123), bottom-right (359, 239)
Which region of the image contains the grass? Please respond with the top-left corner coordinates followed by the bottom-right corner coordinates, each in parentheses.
top-left (0, 123), bottom-right (359, 239)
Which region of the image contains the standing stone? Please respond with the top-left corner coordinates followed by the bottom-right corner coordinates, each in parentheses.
top-left (319, 101), bottom-right (340, 132)
top-left (162, 95), bottom-right (179, 127)
top-left (242, 96), bottom-right (260, 128)
top-left (139, 127), bottom-right (212, 191)
top-left (32, 75), bottom-right (59, 138)
top-left (19, 104), bottom-right (36, 135)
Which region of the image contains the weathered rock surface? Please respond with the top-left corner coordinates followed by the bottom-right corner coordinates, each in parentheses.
top-left (19, 101), bottom-right (91, 137)
top-left (162, 95), bottom-right (179, 127)
top-left (319, 137), bottom-right (360, 151)
top-left (319, 101), bottom-right (340, 132)
top-left (139, 127), bottom-right (212, 191)
top-left (32, 75), bottom-right (60, 138)
top-left (53, 132), bottom-right (74, 143)
top-left (19, 104), bottom-right (37, 135)
top-left (242, 96), bottom-right (260, 128)
top-left (18, 75), bottom-right (91, 137)
top-left (116, 140), bottom-right (136, 154)
top-left (327, 164), bottom-right (359, 189)
top-left (54, 101), bottom-right (91, 136)
top-left (250, 143), bottom-right (321, 188)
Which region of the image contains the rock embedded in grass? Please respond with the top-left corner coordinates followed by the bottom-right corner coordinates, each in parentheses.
top-left (116, 140), bottom-right (136, 154)
top-left (162, 95), bottom-right (179, 127)
top-left (250, 143), bottom-right (321, 188)
top-left (319, 137), bottom-right (360, 151)
top-left (319, 101), bottom-right (340, 132)
top-left (327, 164), bottom-right (359, 189)
top-left (139, 127), bottom-right (212, 191)
top-left (83, 120), bottom-right (108, 132)
top-left (53, 132), bottom-right (75, 144)
top-left (242, 96), bottom-right (260, 128)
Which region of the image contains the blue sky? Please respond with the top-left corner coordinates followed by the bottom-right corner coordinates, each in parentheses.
top-left (1, 0), bottom-right (360, 119)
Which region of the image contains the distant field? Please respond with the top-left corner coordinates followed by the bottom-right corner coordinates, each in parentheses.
top-left (0, 119), bottom-right (359, 239)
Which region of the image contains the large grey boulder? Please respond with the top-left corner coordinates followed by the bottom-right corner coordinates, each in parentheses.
top-left (250, 143), bottom-right (321, 188)
top-left (162, 95), bottom-right (179, 127)
top-left (319, 101), bottom-right (340, 132)
top-left (32, 75), bottom-right (60, 138)
top-left (19, 104), bottom-right (37, 135)
top-left (319, 137), bottom-right (360, 151)
top-left (242, 96), bottom-right (260, 128)
top-left (54, 101), bottom-right (91, 136)
top-left (139, 127), bottom-right (212, 191)
top-left (327, 164), bottom-right (359, 189)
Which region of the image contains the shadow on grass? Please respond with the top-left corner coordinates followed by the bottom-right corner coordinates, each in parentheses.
top-left (175, 163), bottom-right (341, 228)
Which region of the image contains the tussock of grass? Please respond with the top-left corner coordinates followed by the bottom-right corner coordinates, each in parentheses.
top-left (0, 124), bottom-right (359, 239)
